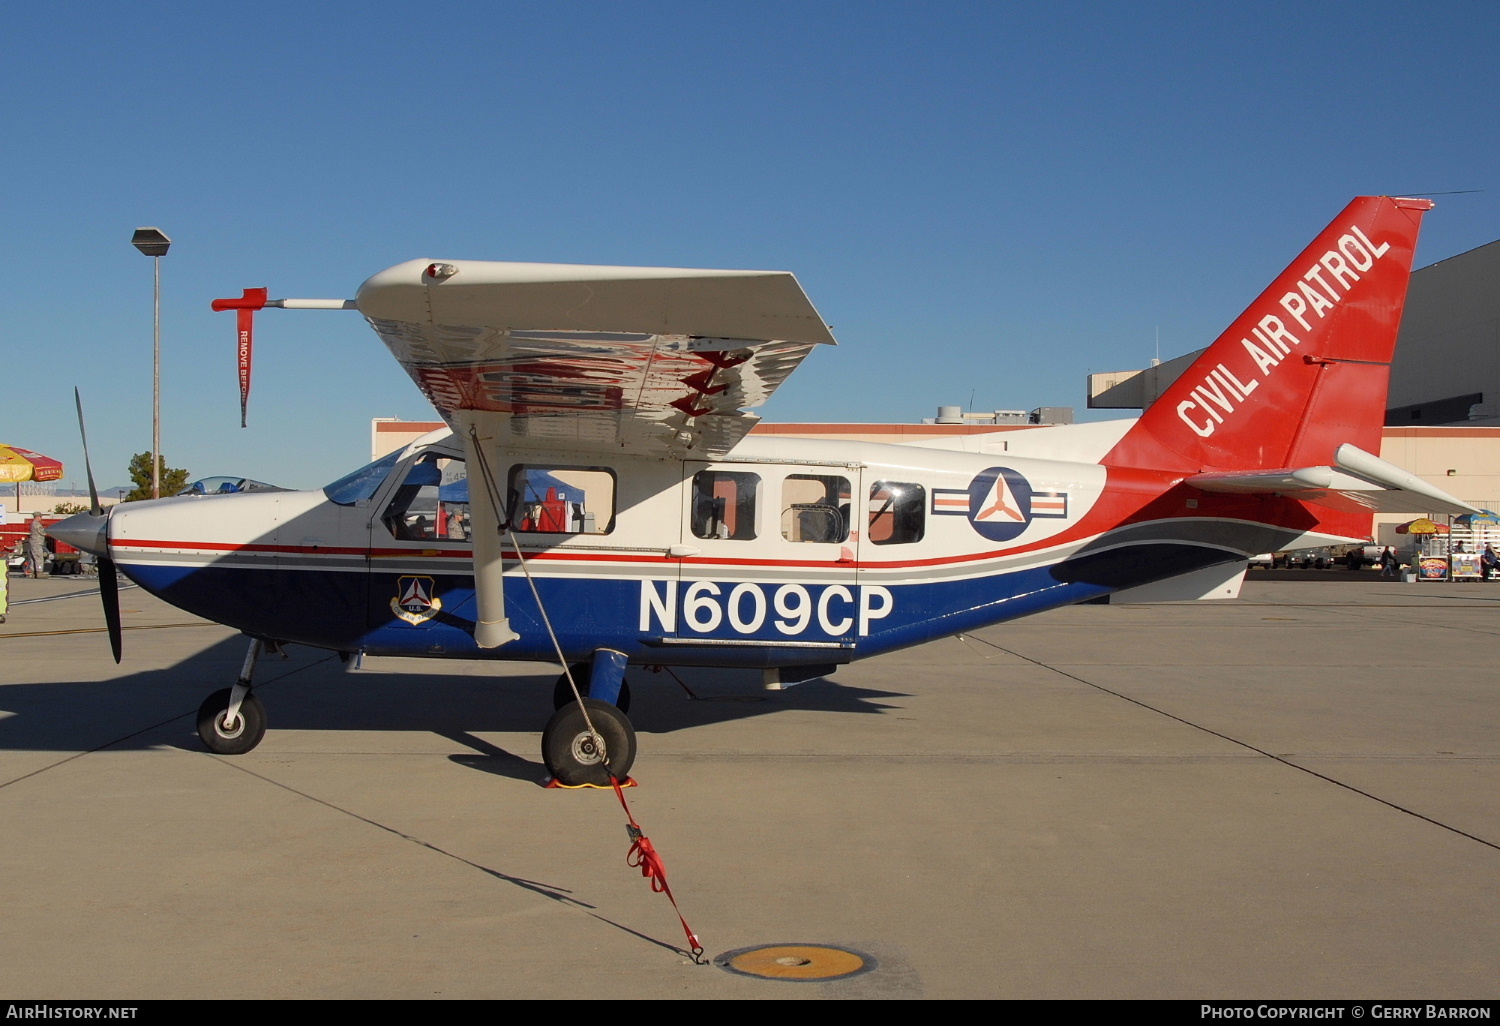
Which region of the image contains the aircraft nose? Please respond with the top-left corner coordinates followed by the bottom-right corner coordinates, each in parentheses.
top-left (48, 510), bottom-right (108, 557)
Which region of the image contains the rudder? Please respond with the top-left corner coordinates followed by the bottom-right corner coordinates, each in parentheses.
top-left (1104, 196), bottom-right (1434, 474)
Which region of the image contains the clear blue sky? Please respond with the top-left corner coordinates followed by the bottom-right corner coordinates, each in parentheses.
top-left (3, 1), bottom-right (1496, 492)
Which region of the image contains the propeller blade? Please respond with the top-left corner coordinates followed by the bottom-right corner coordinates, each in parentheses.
top-left (99, 558), bottom-right (122, 663)
top-left (73, 387), bottom-right (101, 517)
top-left (73, 386), bottom-right (120, 661)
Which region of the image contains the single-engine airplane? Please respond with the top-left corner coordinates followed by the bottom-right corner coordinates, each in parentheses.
top-left (53, 196), bottom-right (1475, 785)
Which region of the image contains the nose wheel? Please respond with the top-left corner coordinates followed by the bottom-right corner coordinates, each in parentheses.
top-left (197, 687), bottom-right (267, 755)
top-left (542, 698), bottom-right (636, 786)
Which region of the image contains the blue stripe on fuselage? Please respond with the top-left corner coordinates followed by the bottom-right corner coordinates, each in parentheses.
top-left (118, 542), bottom-right (1235, 667)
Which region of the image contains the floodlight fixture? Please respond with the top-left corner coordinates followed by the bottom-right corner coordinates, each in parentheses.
top-left (131, 227), bottom-right (172, 257)
top-left (131, 227), bottom-right (171, 497)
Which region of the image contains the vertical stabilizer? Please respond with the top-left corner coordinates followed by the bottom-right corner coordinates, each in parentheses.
top-left (1104, 196), bottom-right (1433, 473)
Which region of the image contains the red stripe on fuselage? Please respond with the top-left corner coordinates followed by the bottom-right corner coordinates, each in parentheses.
top-left (110, 472), bottom-right (1347, 575)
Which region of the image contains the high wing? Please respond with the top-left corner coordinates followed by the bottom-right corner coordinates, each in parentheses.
top-left (355, 259), bottom-right (837, 459)
top-left (1186, 443), bottom-right (1478, 516)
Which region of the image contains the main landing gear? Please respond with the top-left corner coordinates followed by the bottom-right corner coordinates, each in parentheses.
top-left (551, 662), bottom-right (631, 714)
top-left (196, 637), bottom-right (274, 755)
top-left (543, 649), bottom-right (637, 786)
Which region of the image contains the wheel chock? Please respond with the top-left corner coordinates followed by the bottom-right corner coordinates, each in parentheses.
top-left (543, 776), bottom-right (637, 789)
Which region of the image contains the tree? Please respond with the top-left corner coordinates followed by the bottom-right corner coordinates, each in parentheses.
top-left (123, 452), bottom-right (191, 501)
top-left (51, 501), bottom-right (88, 515)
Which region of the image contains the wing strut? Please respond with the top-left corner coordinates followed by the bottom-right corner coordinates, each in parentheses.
top-left (457, 411), bottom-right (520, 649)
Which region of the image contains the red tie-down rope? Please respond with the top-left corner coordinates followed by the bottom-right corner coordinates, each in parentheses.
top-left (611, 776), bottom-right (704, 964)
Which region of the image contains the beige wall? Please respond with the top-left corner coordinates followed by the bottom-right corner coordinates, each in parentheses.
top-left (1374, 427), bottom-right (1500, 546)
top-left (1, 484), bottom-right (115, 519)
top-left (372, 418), bottom-right (445, 459)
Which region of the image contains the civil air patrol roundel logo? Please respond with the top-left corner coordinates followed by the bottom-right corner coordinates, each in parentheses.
top-left (931, 467), bottom-right (1069, 542)
top-left (391, 575), bottom-right (443, 625)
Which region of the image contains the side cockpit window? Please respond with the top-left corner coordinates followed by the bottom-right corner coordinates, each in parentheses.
top-left (380, 453), bottom-right (470, 542)
top-left (868, 481), bottom-right (925, 545)
top-left (508, 466), bottom-right (615, 535)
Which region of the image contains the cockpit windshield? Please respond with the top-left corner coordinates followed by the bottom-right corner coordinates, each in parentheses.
top-left (323, 450), bottom-right (403, 506)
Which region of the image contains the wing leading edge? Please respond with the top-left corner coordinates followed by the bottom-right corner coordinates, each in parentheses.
top-left (356, 259), bottom-right (837, 459)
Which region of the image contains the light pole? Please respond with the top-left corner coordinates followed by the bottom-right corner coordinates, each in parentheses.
top-left (131, 228), bottom-right (171, 499)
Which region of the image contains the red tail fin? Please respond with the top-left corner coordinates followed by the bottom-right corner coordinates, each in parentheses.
top-left (1103, 196), bottom-right (1433, 473)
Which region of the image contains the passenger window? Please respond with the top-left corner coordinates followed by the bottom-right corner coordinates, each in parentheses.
top-left (381, 454), bottom-right (470, 542)
top-left (509, 465), bottom-right (615, 534)
top-left (781, 474), bottom-right (850, 543)
top-left (692, 470), bottom-right (759, 540)
top-left (868, 481), bottom-right (925, 545)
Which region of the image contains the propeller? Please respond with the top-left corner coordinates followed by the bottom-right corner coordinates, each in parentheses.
top-left (71, 388), bottom-right (122, 662)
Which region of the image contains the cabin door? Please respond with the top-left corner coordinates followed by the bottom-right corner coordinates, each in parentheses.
top-left (672, 461), bottom-right (859, 647)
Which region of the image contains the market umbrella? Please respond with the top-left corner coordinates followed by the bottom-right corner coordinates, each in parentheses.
top-left (1455, 510), bottom-right (1500, 575)
top-left (1397, 517), bottom-right (1451, 578)
top-left (0, 444), bottom-right (64, 509)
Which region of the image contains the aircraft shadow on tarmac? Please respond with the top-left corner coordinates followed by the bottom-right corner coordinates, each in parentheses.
top-left (0, 635), bottom-right (908, 779)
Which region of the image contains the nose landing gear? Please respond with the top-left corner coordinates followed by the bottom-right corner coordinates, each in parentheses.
top-left (197, 686), bottom-right (267, 755)
top-left (196, 637), bottom-right (275, 755)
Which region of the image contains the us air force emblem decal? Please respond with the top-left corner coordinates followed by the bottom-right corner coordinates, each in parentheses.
top-left (392, 575), bottom-right (442, 625)
top-left (932, 467), bottom-right (1069, 542)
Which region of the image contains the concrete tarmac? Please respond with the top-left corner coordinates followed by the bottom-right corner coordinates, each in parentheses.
top-left (0, 572), bottom-right (1496, 999)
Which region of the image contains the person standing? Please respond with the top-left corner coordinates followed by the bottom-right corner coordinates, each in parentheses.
top-left (26, 517), bottom-right (48, 579)
top-left (0, 546), bottom-right (8, 623)
top-left (1379, 546), bottom-right (1398, 579)
top-left (1482, 543), bottom-right (1498, 581)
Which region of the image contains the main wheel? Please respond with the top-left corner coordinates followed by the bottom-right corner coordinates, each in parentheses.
top-left (196, 688), bottom-right (267, 755)
top-left (552, 664), bottom-right (631, 714)
top-left (541, 698), bottom-right (636, 786)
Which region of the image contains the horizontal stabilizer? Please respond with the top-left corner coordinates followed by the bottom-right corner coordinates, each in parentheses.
top-left (1186, 444), bottom-right (1478, 516)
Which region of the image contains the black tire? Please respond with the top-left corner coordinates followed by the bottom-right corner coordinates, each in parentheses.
top-left (552, 664), bottom-right (631, 714)
top-left (541, 698), bottom-right (636, 786)
top-left (196, 688), bottom-right (267, 755)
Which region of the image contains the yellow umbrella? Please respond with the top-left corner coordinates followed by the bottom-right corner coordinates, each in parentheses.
top-left (0, 444), bottom-right (64, 511)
